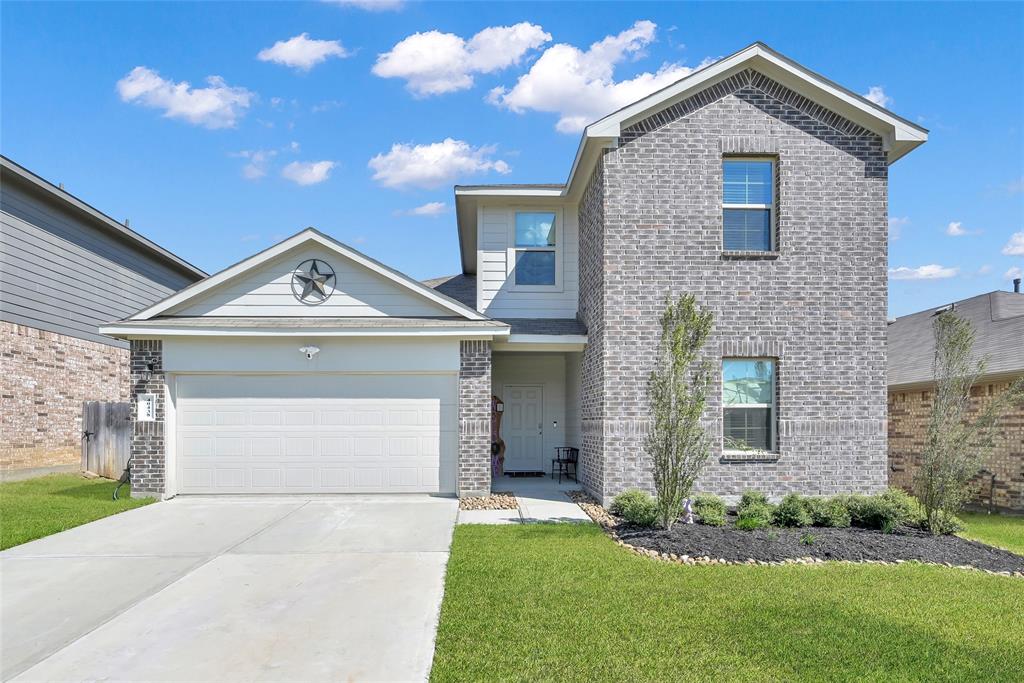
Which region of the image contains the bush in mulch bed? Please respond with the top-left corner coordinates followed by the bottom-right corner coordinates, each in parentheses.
top-left (614, 518), bottom-right (1024, 575)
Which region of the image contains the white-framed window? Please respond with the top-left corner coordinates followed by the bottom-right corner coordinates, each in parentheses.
top-left (508, 209), bottom-right (562, 290)
top-left (723, 157), bottom-right (775, 251)
top-left (722, 358), bottom-right (776, 452)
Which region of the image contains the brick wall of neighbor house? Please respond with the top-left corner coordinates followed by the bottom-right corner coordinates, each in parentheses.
top-left (129, 340), bottom-right (165, 496)
top-left (889, 380), bottom-right (1024, 512)
top-left (586, 68), bottom-right (889, 504)
top-left (458, 340), bottom-right (492, 497)
top-left (577, 157), bottom-right (606, 500)
top-left (0, 321), bottom-right (129, 472)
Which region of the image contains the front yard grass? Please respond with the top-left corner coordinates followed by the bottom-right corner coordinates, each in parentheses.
top-left (431, 524), bottom-right (1024, 682)
top-left (0, 474), bottom-right (153, 550)
top-left (959, 512), bottom-right (1024, 554)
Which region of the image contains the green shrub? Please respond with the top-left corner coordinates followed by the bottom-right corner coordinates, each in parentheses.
top-left (772, 493), bottom-right (812, 528)
top-left (738, 490), bottom-right (769, 513)
top-left (805, 497), bottom-right (852, 528)
top-left (844, 489), bottom-right (920, 531)
top-left (736, 502), bottom-right (773, 531)
top-left (610, 489), bottom-right (659, 527)
top-left (800, 532), bottom-right (816, 546)
top-left (692, 494), bottom-right (727, 526)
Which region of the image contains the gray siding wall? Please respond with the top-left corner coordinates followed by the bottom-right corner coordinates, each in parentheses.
top-left (586, 68), bottom-right (889, 504)
top-left (0, 179), bottom-right (197, 347)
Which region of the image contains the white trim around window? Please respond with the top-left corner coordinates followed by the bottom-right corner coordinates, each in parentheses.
top-left (722, 356), bottom-right (777, 455)
top-left (506, 207), bottom-right (564, 292)
top-left (722, 156), bottom-right (776, 252)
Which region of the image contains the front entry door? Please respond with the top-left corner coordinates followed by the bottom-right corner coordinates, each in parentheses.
top-left (503, 385), bottom-right (544, 472)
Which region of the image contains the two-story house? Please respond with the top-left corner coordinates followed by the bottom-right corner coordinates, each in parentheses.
top-left (101, 43), bottom-right (927, 502)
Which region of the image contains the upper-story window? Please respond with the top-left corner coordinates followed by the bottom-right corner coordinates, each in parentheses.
top-left (513, 211), bottom-right (557, 286)
top-left (723, 158), bottom-right (775, 251)
top-left (723, 358), bottom-right (776, 452)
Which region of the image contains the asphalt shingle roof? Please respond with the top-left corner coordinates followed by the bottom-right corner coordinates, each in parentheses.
top-left (887, 291), bottom-right (1024, 388)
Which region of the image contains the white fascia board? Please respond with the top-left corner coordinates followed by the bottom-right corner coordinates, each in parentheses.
top-left (454, 187), bottom-right (565, 198)
top-left (100, 325), bottom-right (511, 339)
top-left (492, 334), bottom-right (587, 352)
top-left (129, 228), bottom-right (488, 322)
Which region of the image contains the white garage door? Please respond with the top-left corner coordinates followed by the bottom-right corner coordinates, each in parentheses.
top-left (173, 374), bottom-right (457, 494)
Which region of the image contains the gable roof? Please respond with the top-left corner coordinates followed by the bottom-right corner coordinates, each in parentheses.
top-left (888, 291), bottom-right (1024, 388)
top-left (1, 155), bottom-right (206, 281)
top-left (454, 42), bottom-right (928, 273)
top-left (126, 228), bottom-right (489, 322)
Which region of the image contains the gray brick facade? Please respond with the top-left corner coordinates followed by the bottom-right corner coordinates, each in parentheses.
top-left (129, 340), bottom-right (165, 497)
top-left (458, 339), bottom-right (491, 497)
top-left (582, 68), bottom-right (889, 504)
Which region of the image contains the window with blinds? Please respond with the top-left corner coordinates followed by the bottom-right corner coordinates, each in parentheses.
top-left (723, 358), bottom-right (776, 452)
top-left (723, 159), bottom-right (774, 251)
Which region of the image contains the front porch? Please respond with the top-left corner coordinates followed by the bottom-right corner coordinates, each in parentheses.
top-left (456, 475), bottom-right (590, 524)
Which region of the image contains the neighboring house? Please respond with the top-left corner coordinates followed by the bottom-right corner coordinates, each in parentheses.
top-left (888, 287), bottom-right (1024, 512)
top-left (100, 43), bottom-right (928, 504)
top-left (0, 156), bottom-right (205, 474)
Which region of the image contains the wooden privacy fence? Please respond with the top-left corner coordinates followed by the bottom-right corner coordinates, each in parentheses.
top-left (81, 401), bottom-right (131, 479)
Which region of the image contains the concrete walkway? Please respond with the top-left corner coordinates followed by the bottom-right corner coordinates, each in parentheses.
top-left (1, 495), bottom-right (457, 682)
top-left (457, 475), bottom-right (591, 524)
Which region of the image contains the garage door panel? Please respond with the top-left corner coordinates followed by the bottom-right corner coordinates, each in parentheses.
top-left (175, 374), bottom-right (456, 494)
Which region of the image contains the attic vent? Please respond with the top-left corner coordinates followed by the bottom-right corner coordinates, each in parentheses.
top-left (932, 303), bottom-right (954, 316)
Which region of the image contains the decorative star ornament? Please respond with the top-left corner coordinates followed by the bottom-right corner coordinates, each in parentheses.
top-left (291, 259), bottom-right (336, 304)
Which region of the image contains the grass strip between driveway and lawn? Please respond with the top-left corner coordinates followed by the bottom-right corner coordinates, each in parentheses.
top-left (0, 473), bottom-right (154, 550)
top-left (958, 512), bottom-right (1024, 555)
top-left (431, 523), bottom-right (1024, 683)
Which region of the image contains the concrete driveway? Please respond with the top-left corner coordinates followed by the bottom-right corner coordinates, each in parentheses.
top-left (1, 495), bottom-right (458, 682)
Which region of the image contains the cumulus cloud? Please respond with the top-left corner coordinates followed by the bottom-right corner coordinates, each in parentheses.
top-left (1002, 231), bottom-right (1024, 256)
top-left (1004, 265), bottom-right (1022, 280)
top-left (888, 264), bottom-right (959, 280)
top-left (324, 0), bottom-right (404, 10)
top-left (945, 221), bottom-right (969, 236)
top-left (257, 33), bottom-right (351, 71)
top-left (397, 201), bottom-right (449, 217)
top-left (888, 216), bottom-right (910, 240)
top-left (116, 66), bottom-right (254, 129)
top-left (863, 86), bottom-right (892, 108)
top-left (281, 160), bottom-right (336, 185)
top-left (233, 149), bottom-right (277, 179)
top-left (373, 22), bottom-right (551, 96)
top-left (368, 138), bottom-right (510, 189)
top-left (488, 20), bottom-right (713, 134)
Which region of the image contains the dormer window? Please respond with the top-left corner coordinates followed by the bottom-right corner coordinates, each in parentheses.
top-left (512, 211), bottom-right (558, 287)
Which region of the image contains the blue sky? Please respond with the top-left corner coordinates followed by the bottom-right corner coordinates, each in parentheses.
top-left (2, 1), bottom-right (1021, 318)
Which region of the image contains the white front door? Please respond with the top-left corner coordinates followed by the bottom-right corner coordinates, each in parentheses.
top-left (503, 385), bottom-right (544, 472)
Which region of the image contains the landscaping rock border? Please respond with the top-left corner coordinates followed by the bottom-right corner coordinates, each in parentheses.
top-left (568, 491), bottom-right (1024, 578)
top-left (459, 492), bottom-right (518, 511)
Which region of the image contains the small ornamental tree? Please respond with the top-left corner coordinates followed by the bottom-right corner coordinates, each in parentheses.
top-left (914, 312), bottom-right (1024, 534)
top-left (645, 294), bottom-right (714, 529)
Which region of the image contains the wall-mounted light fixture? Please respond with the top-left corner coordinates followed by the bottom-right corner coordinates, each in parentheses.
top-left (299, 345), bottom-right (321, 360)
top-left (141, 362), bottom-right (155, 382)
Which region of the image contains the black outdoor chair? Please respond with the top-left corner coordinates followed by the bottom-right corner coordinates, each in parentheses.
top-left (551, 447), bottom-right (579, 483)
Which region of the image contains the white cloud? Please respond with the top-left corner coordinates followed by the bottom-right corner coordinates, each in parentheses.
top-left (1002, 231), bottom-right (1024, 256)
top-left (281, 160), bottom-right (336, 185)
top-left (398, 201), bottom-right (449, 217)
top-left (116, 66), bottom-right (254, 129)
top-left (258, 33), bottom-right (350, 71)
top-left (373, 22), bottom-right (550, 96)
top-left (233, 149), bottom-right (277, 179)
top-left (488, 20), bottom-right (713, 134)
top-left (946, 221), bottom-right (968, 236)
top-left (888, 264), bottom-right (959, 280)
top-left (324, 0), bottom-right (404, 10)
top-left (863, 86), bottom-right (892, 108)
top-left (888, 216), bottom-right (910, 240)
top-left (368, 138), bottom-right (510, 189)
top-left (1004, 266), bottom-right (1022, 280)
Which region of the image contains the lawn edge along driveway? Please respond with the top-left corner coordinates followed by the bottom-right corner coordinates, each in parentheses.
top-left (431, 524), bottom-right (1024, 683)
top-left (0, 474), bottom-right (153, 550)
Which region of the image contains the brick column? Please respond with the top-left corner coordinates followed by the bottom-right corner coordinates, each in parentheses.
top-left (129, 340), bottom-right (165, 497)
top-left (458, 340), bottom-right (491, 498)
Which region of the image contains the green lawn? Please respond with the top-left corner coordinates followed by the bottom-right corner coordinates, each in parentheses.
top-left (0, 474), bottom-right (154, 550)
top-left (431, 524), bottom-right (1024, 682)
top-left (959, 512), bottom-right (1024, 554)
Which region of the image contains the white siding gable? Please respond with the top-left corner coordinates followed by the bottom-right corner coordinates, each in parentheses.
top-left (476, 202), bottom-right (579, 318)
top-left (169, 244), bottom-right (454, 318)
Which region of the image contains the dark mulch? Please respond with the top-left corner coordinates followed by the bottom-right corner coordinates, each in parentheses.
top-left (616, 519), bottom-right (1024, 574)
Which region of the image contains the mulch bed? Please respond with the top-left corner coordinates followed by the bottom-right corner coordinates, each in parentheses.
top-left (569, 492), bottom-right (1024, 576)
top-left (459, 492), bottom-right (518, 511)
